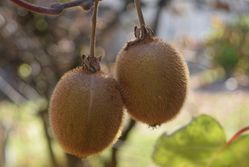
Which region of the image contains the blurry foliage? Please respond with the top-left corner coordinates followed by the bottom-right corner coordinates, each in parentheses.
top-left (153, 115), bottom-right (249, 167)
top-left (207, 17), bottom-right (249, 77)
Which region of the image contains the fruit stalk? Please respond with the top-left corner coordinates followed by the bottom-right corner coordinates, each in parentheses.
top-left (81, 0), bottom-right (101, 73)
top-left (126, 0), bottom-right (153, 47)
top-left (90, 0), bottom-right (99, 58)
top-left (134, 0), bottom-right (146, 27)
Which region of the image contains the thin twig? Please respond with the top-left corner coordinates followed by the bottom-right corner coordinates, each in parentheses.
top-left (9, 0), bottom-right (93, 15)
top-left (39, 111), bottom-right (59, 167)
top-left (107, 119), bottom-right (136, 167)
top-left (90, 0), bottom-right (99, 57)
top-left (134, 0), bottom-right (146, 27)
top-left (152, 0), bottom-right (172, 33)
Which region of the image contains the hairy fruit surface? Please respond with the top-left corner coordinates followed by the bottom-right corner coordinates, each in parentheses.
top-left (49, 68), bottom-right (123, 158)
top-left (116, 37), bottom-right (189, 126)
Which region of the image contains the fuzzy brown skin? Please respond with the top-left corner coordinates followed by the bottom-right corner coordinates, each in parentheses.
top-left (49, 68), bottom-right (123, 158)
top-left (116, 37), bottom-right (189, 126)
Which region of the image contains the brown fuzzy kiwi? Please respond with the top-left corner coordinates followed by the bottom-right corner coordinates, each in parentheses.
top-left (49, 67), bottom-right (123, 158)
top-left (116, 37), bottom-right (189, 126)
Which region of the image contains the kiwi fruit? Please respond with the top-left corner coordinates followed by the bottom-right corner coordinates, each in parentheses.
top-left (116, 36), bottom-right (189, 126)
top-left (49, 67), bottom-right (123, 158)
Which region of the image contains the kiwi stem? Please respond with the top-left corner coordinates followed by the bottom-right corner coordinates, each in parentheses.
top-left (89, 0), bottom-right (99, 58)
top-left (125, 0), bottom-right (153, 49)
top-left (81, 0), bottom-right (101, 73)
top-left (134, 0), bottom-right (146, 27)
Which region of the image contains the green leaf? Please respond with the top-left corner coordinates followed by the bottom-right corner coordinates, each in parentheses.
top-left (152, 115), bottom-right (227, 167)
top-left (210, 135), bottom-right (249, 167)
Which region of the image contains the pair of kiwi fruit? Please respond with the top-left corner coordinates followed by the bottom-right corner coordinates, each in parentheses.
top-left (49, 1), bottom-right (189, 158)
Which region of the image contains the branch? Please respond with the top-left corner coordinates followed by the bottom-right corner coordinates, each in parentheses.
top-left (106, 119), bottom-right (136, 167)
top-left (9, 0), bottom-right (93, 15)
top-left (39, 110), bottom-right (59, 167)
top-left (152, 0), bottom-right (172, 33)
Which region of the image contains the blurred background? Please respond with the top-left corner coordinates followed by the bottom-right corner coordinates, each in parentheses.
top-left (0, 0), bottom-right (249, 167)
